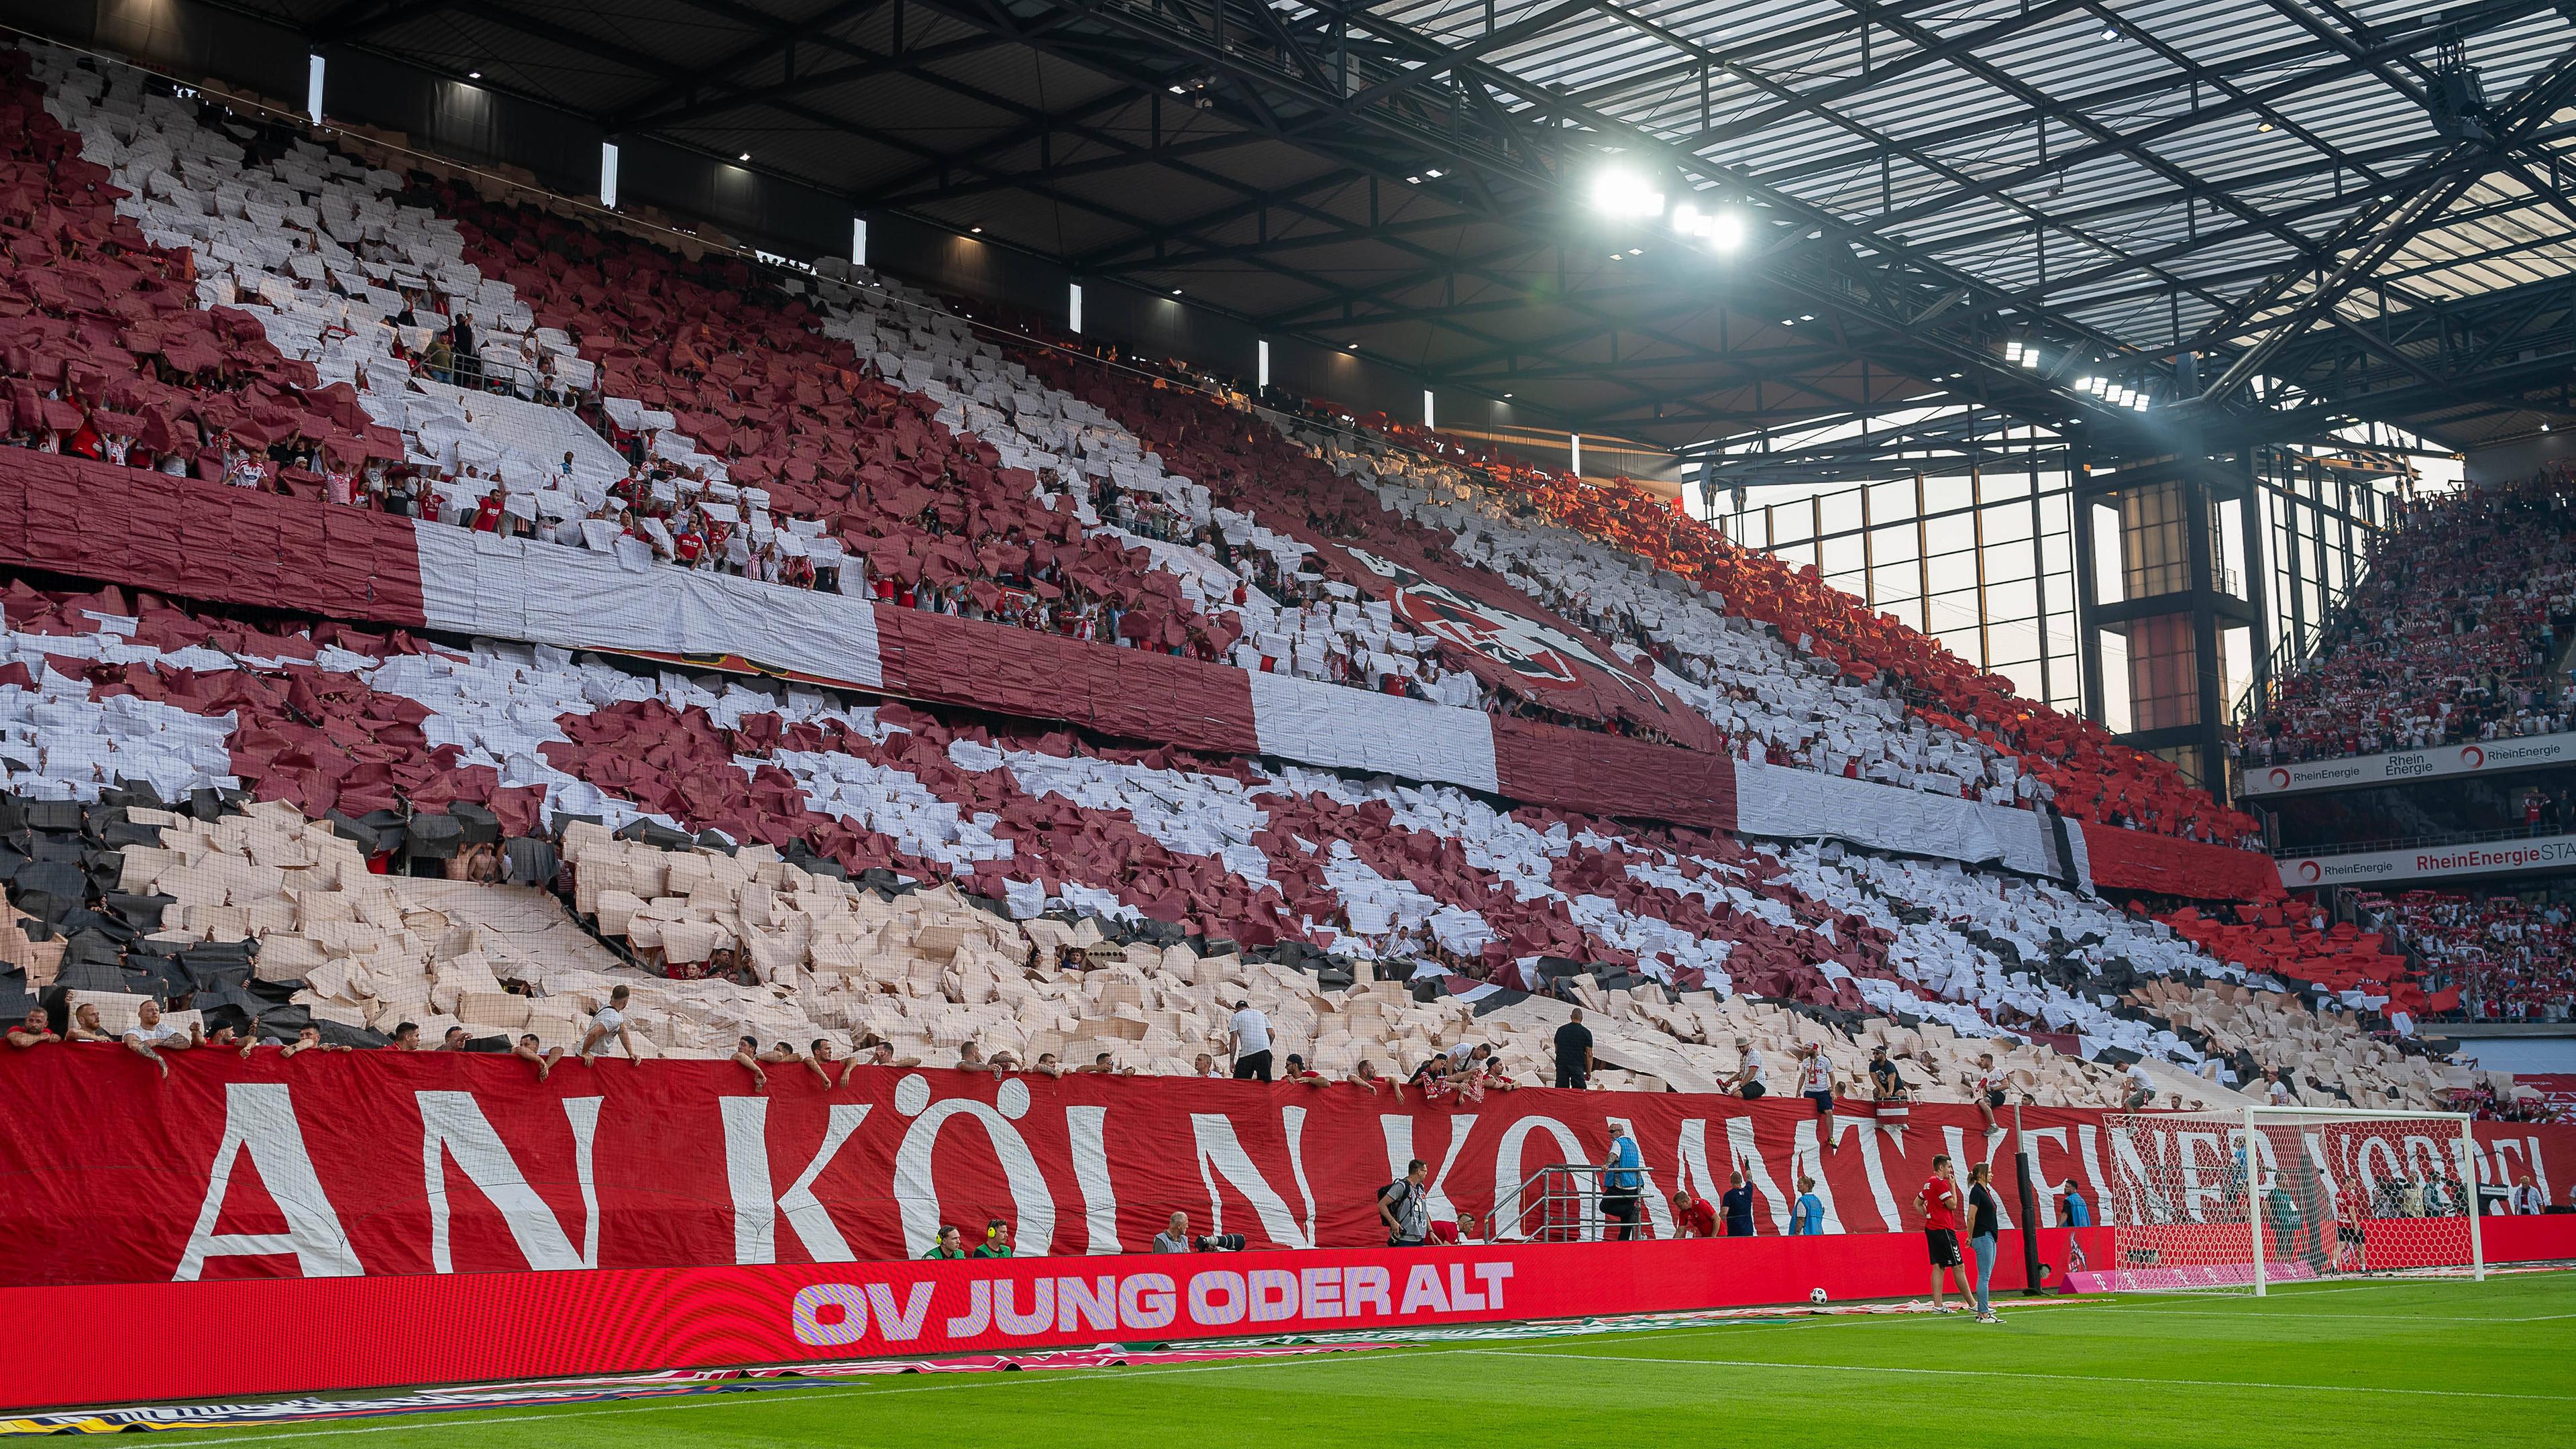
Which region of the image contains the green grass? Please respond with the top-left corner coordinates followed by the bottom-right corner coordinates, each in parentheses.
top-left (154, 1275), bottom-right (2576, 1449)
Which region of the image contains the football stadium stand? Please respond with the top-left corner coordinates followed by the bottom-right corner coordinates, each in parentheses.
top-left (0, 38), bottom-right (2530, 1118)
top-left (2240, 470), bottom-right (2576, 766)
top-left (0, 31), bottom-right (2555, 1309)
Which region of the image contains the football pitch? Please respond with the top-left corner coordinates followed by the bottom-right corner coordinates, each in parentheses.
top-left (140, 1274), bottom-right (2575, 1449)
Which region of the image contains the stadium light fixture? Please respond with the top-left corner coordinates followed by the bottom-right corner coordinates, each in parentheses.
top-left (599, 142), bottom-right (619, 209)
top-left (307, 54), bottom-right (325, 123)
top-left (1257, 339), bottom-right (1269, 388)
top-left (468, 70), bottom-right (482, 80)
top-left (1588, 166), bottom-right (1664, 219)
top-left (738, 151), bottom-right (751, 162)
top-left (851, 217), bottom-right (867, 266)
top-left (1426, 168), bottom-right (1444, 178)
top-left (2132, 393), bottom-right (2150, 411)
top-left (1069, 282), bottom-right (1083, 335)
top-left (969, 225), bottom-right (982, 233)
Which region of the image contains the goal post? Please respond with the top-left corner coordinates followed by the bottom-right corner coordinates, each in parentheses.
top-left (2098, 1106), bottom-right (2485, 1293)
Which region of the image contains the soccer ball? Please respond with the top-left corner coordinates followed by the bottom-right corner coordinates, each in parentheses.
top-left (1809, 1288), bottom-right (1828, 1305)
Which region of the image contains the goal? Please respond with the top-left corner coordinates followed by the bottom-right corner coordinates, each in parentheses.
top-left (2096, 1107), bottom-right (2485, 1293)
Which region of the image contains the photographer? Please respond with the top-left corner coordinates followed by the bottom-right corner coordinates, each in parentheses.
top-left (1380, 1159), bottom-right (1433, 1247)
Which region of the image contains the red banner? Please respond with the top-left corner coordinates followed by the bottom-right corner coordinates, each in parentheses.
top-left (1, 1051), bottom-right (2568, 1290)
top-left (0, 1231), bottom-right (2100, 1411)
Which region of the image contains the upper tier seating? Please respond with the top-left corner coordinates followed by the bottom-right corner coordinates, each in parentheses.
top-left (7, 40), bottom-right (2261, 857)
top-left (2353, 888), bottom-right (2575, 1024)
top-left (2241, 468), bottom-right (2576, 765)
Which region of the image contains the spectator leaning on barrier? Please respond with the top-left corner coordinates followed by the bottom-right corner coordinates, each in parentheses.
top-left (1554, 1008), bottom-right (1593, 1090)
top-left (517, 1033), bottom-right (564, 1081)
top-left (6, 1007), bottom-right (56, 1049)
top-left (124, 1000), bottom-right (196, 1077)
top-left (1152, 1213), bottom-right (1193, 1254)
top-left (1602, 1126), bottom-right (1645, 1241)
top-left (1381, 1159), bottom-right (1433, 1247)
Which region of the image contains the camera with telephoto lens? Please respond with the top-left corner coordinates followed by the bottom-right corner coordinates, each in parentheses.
top-left (1192, 1233), bottom-right (1246, 1252)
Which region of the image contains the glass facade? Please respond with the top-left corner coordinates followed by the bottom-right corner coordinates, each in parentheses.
top-left (1688, 411), bottom-right (2439, 749)
top-left (1695, 440), bottom-right (2080, 715)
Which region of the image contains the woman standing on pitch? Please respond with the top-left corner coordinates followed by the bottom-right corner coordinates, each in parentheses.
top-left (1966, 1163), bottom-right (2004, 1323)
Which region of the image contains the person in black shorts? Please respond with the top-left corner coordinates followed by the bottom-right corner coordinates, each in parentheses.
top-left (1915, 1153), bottom-right (1968, 1313)
top-left (1797, 1041), bottom-right (1838, 1151)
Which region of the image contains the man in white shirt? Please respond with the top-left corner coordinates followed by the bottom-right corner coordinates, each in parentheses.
top-left (1191, 1052), bottom-right (1224, 1079)
top-left (581, 984), bottom-right (640, 1066)
top-left (2510, 1175), bottom-right (2547, 1215)
top-left (1727, 1037), bottom-right (1768, 1099)
top-left (1797, 1042), bottom-right (1839, 1150)
top-left (1228, 999), bottom-right (1274, 1082)
top-left (124, 1001), bottom-right (197, 1078)
top-left (2123, 1061), bottom-right (2156, 1110)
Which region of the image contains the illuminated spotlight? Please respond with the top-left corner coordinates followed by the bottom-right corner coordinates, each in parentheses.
top-left (468, 70), bottom-right (483, 80)
top-left (2004, 339), bottom-right (2024, 362)
top-left (1347, 341), bottom-right (1358, 349)
top-left (1426, 168), bottom-right (1444, 178)
top-left (738, 151), bottom-right (751, 162)
top-left (1588, 165), bottom-right (1665, 218)
top-left (1799, 313), bottom-right (1814, 321)
top-left (1609, 252), bottom-right (1623, 261)
top-left (2021, 348), bottom-right (2040, 368)
top-left (1170, 85), bottom-right (1187, 95)
top-left (969, 225), bottom-right (982, 233)
top-left (2131, 394), bottom-right (2150, 411)
top-left (1628, 247), bottom-right (1643, 256)
top-left (1408, 176), bottom-right (1422, 184)
top-left (2101, 26), bottom-right (2116, 38)
top-left (1171, 288), bottom-right (1183, 296)
top-left (1502, 392), bottom-right (1513, 398)
top-left (2257, 121), bottom-right (2274, 132)
top-left (2074, 375), bottom-right (2096, 392)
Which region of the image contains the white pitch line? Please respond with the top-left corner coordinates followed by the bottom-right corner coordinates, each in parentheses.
top-left (1452, 1348), bottom-right (2576, 1402)
top-left (118, 1349), bottom-right (1436, 1446)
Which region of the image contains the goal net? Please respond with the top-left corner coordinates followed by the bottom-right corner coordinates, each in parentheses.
top-left (2097, 1108), bottom-right (2485, 1293)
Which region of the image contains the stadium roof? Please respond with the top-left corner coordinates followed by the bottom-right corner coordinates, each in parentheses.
top-left (249, 0), bottom-right (2576, 449)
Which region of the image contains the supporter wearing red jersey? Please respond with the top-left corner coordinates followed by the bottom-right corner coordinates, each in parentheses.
top-left (1915, 1153), bottom-right (1968, 1313)
top-left (1669, 1189), bottom-right (1718, 1240)
top-left (471, 488), bottom-right (506, 533)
